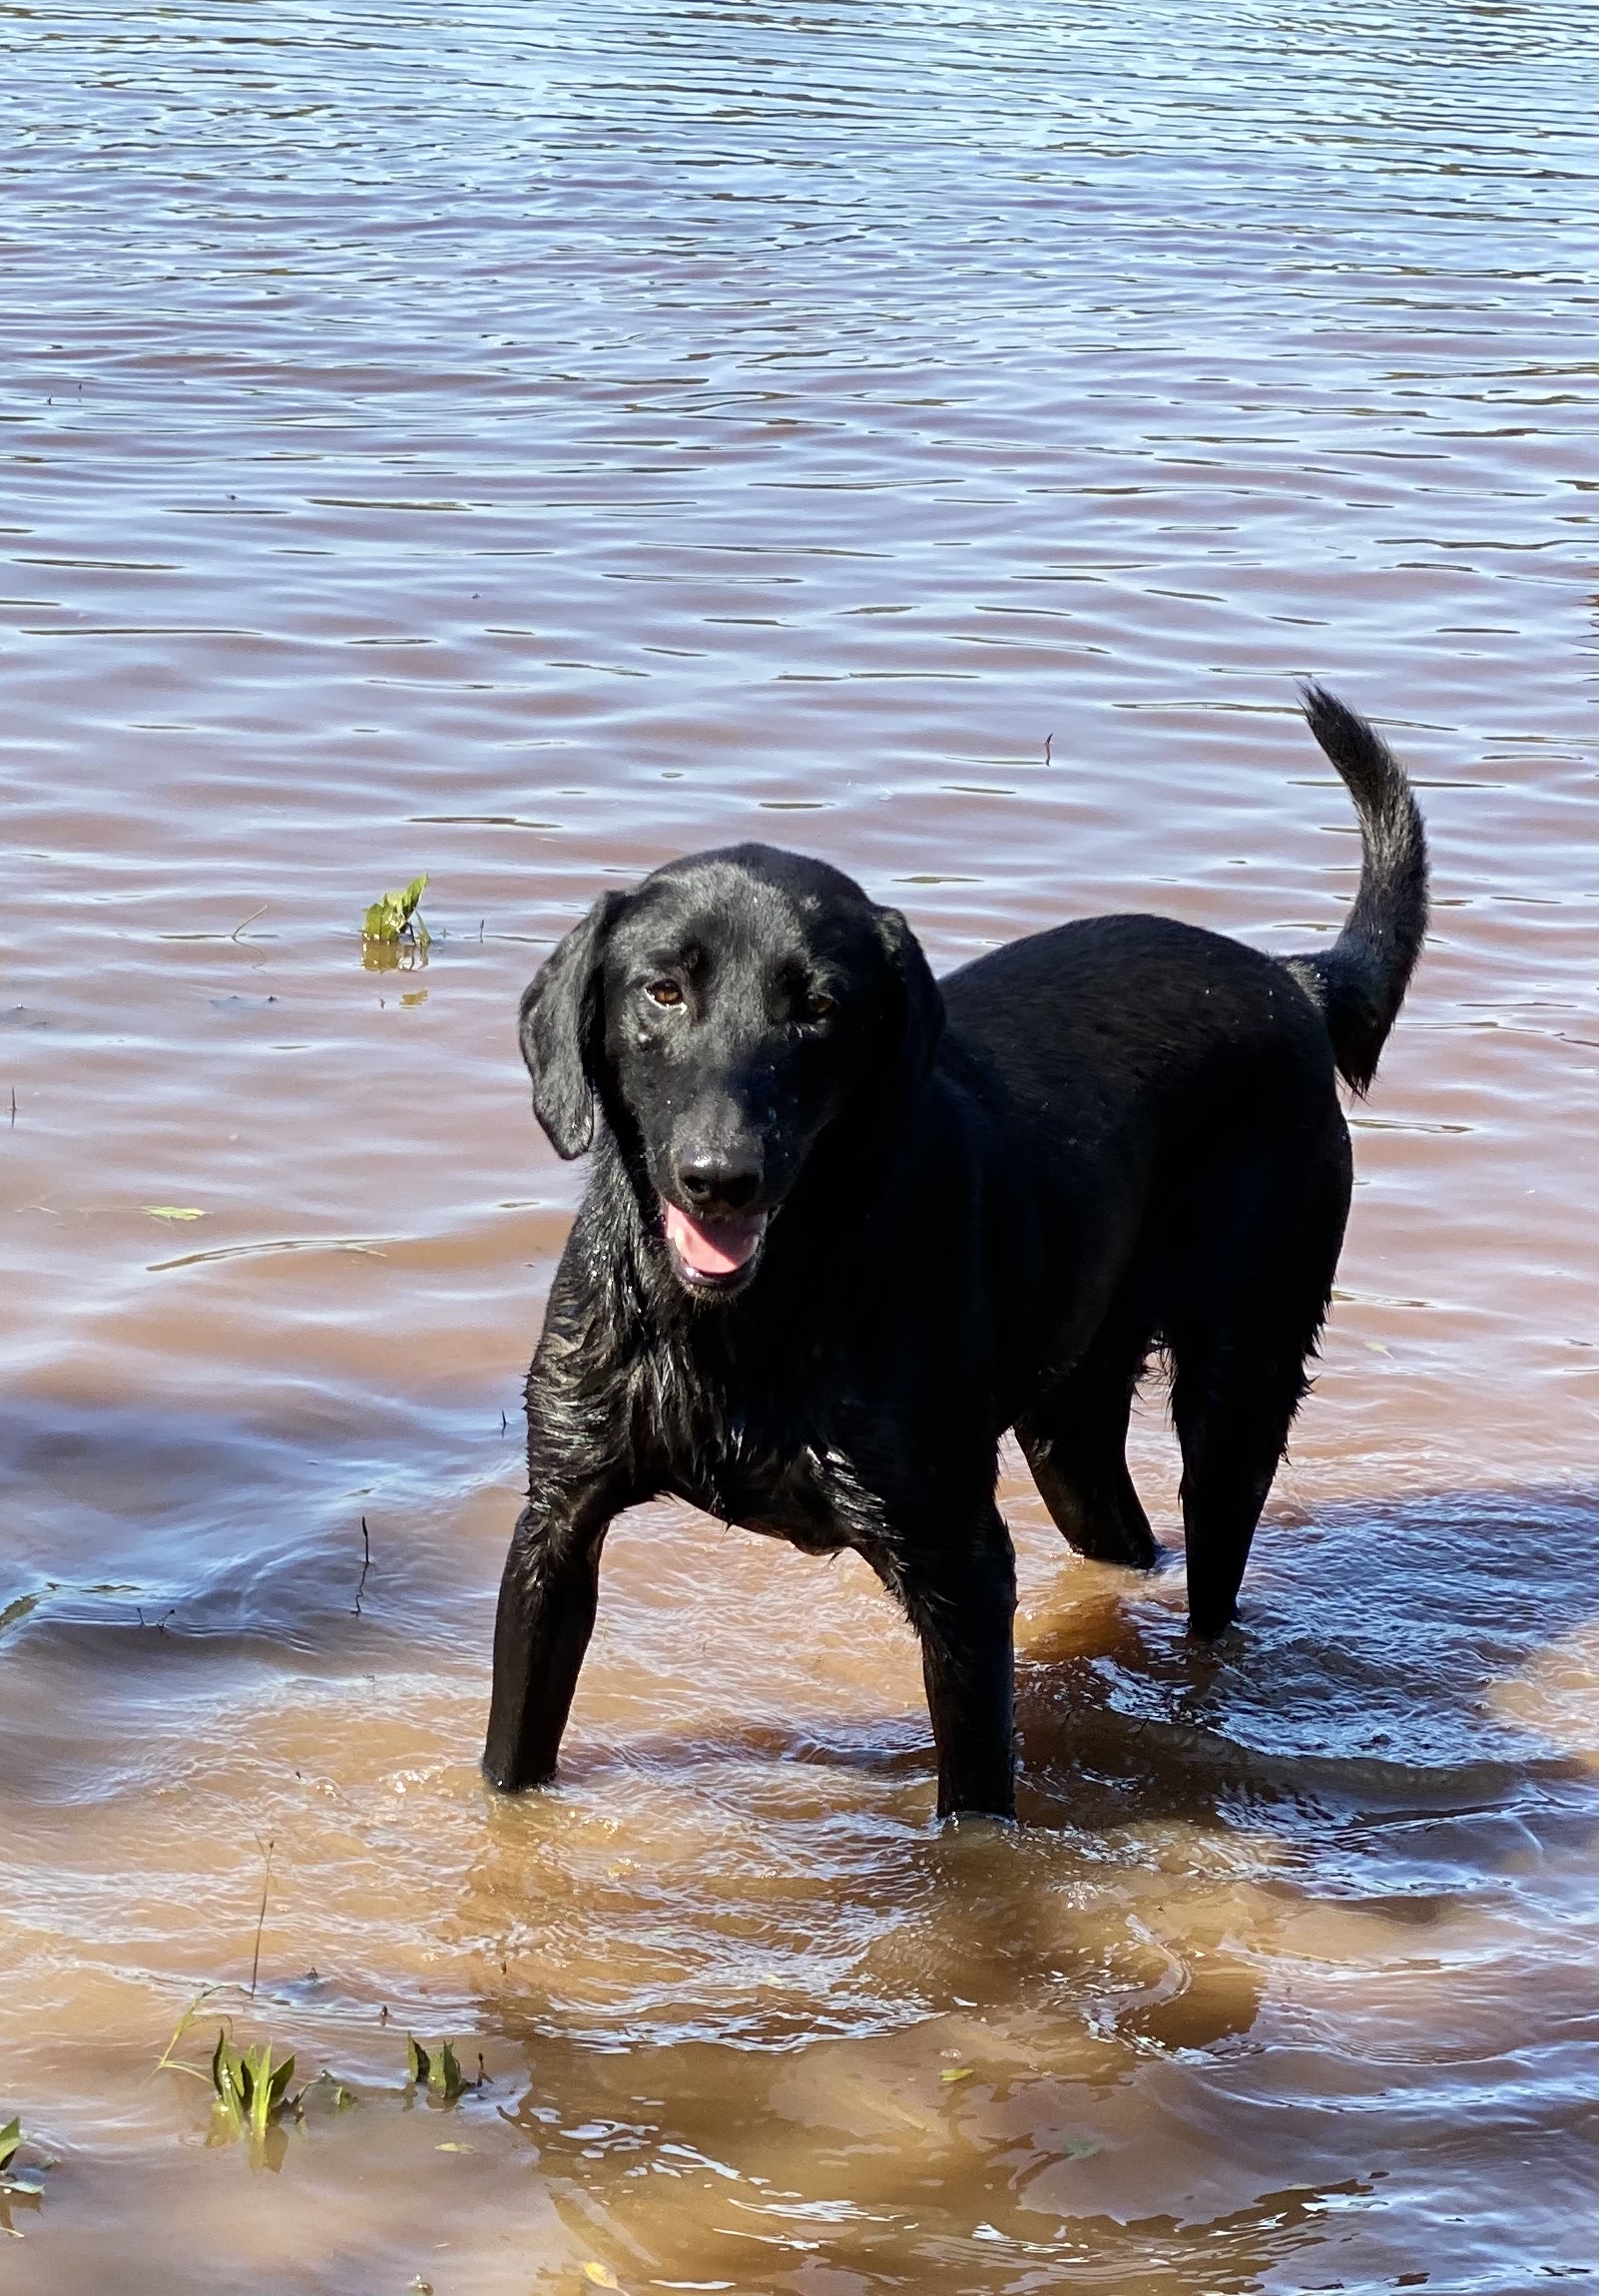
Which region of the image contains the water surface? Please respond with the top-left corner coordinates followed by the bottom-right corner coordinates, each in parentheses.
top-left (2, 2), bottom-right (1596, 2289)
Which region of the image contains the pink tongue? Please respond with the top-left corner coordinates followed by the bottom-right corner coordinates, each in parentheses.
top-left (665, 1201), bottom-right (767, 1277)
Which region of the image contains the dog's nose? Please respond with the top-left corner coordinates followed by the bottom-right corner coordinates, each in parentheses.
top-left (677, 1151), bottom-right (762, 1213)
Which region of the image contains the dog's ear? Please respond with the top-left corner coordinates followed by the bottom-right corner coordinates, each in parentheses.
top-left (874, 904), bottom-right (945, 1086)
top-left (518, 891), bottom-right (626, 1158)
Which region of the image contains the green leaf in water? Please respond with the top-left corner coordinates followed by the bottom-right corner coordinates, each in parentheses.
top-left (362, 873), bottom-right (431, 946)
top-left (209, 2029), bottom-right (306, 2147)
top-left (154, 1987), bottom-right (222, 2084)
top-left (406, 2034), bottom-right (469, 2101)
top-left (263, 2047), bottom-right (298, 2132)
top-left (211, 2028), bottom-right (247, 2134)
top-left (0, 1591), bottom-right (43, 1636)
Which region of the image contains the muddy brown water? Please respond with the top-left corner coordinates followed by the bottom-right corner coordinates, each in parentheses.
top-left (2, 3), bottom-right (1596, 2290)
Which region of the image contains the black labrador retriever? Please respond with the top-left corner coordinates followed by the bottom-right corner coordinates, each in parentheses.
top-left (484, 686), bottom-right (1427, 1819)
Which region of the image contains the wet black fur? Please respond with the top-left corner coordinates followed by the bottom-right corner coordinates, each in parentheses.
top-left (484, 685), bottom-right (1428, 1818)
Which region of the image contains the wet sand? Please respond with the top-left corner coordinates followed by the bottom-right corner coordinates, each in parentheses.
top-left (2, 2), bottom-right (1596, 2289)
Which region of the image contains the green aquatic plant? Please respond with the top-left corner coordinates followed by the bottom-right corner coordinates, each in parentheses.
top-left (211, 2030), bottom-right (301, 2143)
top-left (0, 2114), bottom-right (44, 2205)
top-left (361, 874), bottom-right (431, 969)
top-left (208, 2030), bottom-right (354, 2154)
top-left (405, 2035), bottom-right (471, 2102)
top-left (153, 1842), bottom-right (350, 2162)
top-left (155, 1995), bottom-right (351, 2163)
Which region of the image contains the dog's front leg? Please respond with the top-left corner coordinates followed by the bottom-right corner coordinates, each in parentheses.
top-left (482, 1472), bottom-right (629, 1793)
top-left (890, 1507), bottom-right (1018, 1822)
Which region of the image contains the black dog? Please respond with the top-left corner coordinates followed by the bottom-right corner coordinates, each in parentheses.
top-left (484, 687), bottom-right (1427, 1819)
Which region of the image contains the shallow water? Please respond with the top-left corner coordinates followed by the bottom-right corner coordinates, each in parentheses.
top-left (2, 1), bottom-right (1596, 2288)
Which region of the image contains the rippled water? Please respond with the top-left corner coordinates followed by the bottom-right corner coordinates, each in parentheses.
top-left (2, 2), bottom-right (1596, 2288)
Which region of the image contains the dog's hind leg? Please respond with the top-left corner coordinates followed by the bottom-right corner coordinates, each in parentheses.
top-left (1166, 1133), bottom-right (1349, 1639)
top-left (1015, 1319), bottom-right (1160, 1569)
top-left (1170, 1342), bottom-right (1310, 1640)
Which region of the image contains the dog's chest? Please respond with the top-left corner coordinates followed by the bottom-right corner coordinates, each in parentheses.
top-left (638, 1345), bottom-right (884, 1556)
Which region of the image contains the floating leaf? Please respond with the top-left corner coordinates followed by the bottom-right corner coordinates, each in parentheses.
top-left (1063, 2135), bottom-right (1101, 2158)
top-left (582, 2266), bottom-right (621, 2290)
top-left (435, 2140), bottom-right (473, 2153)
top-left (939, 2065), bottom-right (974, 2084)
top-left (405, 2035), bottom-right (430, 2086)
top-left (145, 1206), bottom-right (206, 1222)
top-left (0, 2119), bottom-right (21, 2176)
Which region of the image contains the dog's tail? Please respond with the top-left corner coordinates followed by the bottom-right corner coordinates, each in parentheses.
top-left (1283, 684), bottom-right (1429, 1094)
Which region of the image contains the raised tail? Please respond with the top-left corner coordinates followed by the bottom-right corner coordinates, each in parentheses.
top-left (1283, 683), bottom-right (1429, 1093)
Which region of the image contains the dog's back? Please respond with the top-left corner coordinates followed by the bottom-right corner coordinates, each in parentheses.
top-left (944, 683), bottom-right (1426, 1130)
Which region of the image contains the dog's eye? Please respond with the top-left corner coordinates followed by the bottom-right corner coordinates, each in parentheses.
top-left (803, 991), bottom-right (837, 1021)
top-left (646, 980), bottom-right (684, 1008)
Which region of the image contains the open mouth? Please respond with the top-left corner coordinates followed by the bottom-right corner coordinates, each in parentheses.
top-left (663, 1200), bottom-right (770, 1291)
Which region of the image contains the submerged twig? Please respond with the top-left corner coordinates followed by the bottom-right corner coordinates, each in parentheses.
top-left (353, 1516), bottom-right (372, 1615)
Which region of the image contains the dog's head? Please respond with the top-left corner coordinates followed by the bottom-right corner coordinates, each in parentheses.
top-left (518, 845), bottom-right (944, 1297)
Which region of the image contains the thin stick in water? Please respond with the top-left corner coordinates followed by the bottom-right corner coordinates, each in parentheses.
top-left (250, 1837), bottom-right (275, 2000)
top-left (353, 1515), bottom-right (371, 1615)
